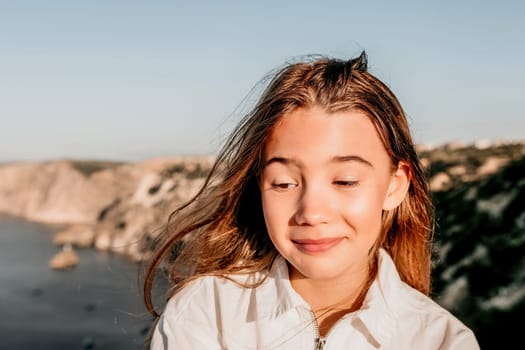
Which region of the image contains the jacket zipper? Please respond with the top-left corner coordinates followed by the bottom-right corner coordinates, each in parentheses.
top-left (311, 310), bottom-right (326, 350)
top-left (311, 309), bottom-right (354, 349)
top-left (314, 337), bottom-right (326, 350)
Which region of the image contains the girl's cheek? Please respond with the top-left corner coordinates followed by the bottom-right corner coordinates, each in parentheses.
top-left (340, 189), bottom-right (381, 218)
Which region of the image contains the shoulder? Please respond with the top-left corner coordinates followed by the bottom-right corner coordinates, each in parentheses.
top-left (151, 273), bottom-right (263, 350)
top-left (161, 272), bottom-right (258, 324)
top-left (395, 281), bottom-right (469, 328)
top-left (160, 276), bottom-right (214, 323)
top-left (375, 250), bottom-right (480, 349)
top-left (392, 283), bottom-right (479, 349)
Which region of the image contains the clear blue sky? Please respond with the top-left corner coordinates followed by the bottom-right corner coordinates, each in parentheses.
top-left (1, 0), bottom-right (524, 162)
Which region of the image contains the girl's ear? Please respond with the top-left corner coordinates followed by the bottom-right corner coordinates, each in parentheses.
top-left (382, 161), bottom-right (411, 211)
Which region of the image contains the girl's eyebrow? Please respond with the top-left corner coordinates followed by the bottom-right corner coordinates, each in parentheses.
top-left (331, 155), bottom-right (373, 168)
top-left (263, 155), bottom-right (373, 168)
top-left (264, 157), bottom-right (297, 168)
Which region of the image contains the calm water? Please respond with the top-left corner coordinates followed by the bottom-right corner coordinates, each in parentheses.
top-left (0, 215), bottom-right (159, 350)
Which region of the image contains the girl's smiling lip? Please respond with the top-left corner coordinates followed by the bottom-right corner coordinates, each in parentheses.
top-left (292, 237), bottom-right (345, 253)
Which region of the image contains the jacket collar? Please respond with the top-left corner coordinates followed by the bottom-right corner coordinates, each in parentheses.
top-left (357, 249), bottom-right (400, 347)
top-left (255, 249), bottom-right (401, 346)
top-left (251, 255), bottom-right (307, 319)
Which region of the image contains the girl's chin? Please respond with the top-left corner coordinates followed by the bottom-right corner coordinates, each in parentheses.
top-left (288, 260), bottom-right (352, 282)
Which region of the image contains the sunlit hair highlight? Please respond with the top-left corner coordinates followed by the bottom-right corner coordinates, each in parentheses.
top-left (143, 51), bottom-right (434, 319)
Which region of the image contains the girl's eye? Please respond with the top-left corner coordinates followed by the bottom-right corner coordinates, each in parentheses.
top-left (271, 182), bottom-right (298, 189)
top-left (333, 180), bottom-right (359, 187)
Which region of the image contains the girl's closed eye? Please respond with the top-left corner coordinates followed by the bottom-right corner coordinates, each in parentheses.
top-left (333, 179), bottom-right (359, 187)
top-left (271, 181), bottom-right (298, 190)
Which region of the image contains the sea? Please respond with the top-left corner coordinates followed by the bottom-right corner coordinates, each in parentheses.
top-left (0, 215), bottom-right (164, 350)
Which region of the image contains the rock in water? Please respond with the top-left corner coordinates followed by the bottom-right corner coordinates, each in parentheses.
top-left (48, 243), bottom-right (79, 270)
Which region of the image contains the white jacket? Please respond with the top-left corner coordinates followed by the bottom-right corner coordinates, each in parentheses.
top-left (151, 249), bottom-right (480, 349)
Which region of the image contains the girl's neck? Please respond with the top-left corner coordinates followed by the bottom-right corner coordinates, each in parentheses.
top-left (289, 260), bottom-right (377, 337)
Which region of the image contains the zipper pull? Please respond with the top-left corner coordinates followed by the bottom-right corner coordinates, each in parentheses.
top-left (314, 337), bottom-right (326, 350)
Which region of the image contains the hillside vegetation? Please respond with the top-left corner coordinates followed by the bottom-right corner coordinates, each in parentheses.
top-left (421, 142), bottom-right (524, 348)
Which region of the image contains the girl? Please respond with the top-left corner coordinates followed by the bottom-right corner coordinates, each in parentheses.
top-left (144, 51), bottom-right (480, 349)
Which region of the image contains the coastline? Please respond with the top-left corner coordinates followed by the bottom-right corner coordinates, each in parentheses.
top-left (0, 215), bottom-right (156, 350)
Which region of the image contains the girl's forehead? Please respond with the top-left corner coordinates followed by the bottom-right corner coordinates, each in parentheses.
top-left (267, 107), bottom-right (374, 142)
top-left (263, 106), bottom-right (391, 167)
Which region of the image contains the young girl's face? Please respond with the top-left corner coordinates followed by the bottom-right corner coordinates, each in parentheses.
top-left (260, 106), bottom-right (409, 285)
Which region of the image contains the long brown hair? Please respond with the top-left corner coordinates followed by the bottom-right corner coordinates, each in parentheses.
top-left (143, 51), bottom-right (434, 318)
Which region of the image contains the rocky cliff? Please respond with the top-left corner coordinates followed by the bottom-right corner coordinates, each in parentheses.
top-left (0, 156), bottom-right (214, 260)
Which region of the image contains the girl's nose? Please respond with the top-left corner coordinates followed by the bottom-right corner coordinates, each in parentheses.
top-left (293, 184), bottom-right (332, 226)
